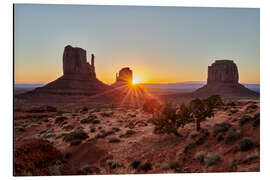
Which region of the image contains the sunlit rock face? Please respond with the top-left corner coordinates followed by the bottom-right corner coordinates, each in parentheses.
top-left (112, 67), bottom-right (133, 87)
top-left (194, 60), bottom-right (258, 97)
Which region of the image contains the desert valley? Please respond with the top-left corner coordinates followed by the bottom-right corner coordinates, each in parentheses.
top-left (13, 45), bottom-right (260, 176)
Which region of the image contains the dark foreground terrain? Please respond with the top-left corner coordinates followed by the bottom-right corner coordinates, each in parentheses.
top-left (14, 94), bottom-right (260, 176)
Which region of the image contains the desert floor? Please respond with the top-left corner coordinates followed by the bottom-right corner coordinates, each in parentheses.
top-left (14, 98), bottom-right (260, 175)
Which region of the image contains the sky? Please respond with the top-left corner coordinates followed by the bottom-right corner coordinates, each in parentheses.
top-left (14, 4), bottom-right (260, 84)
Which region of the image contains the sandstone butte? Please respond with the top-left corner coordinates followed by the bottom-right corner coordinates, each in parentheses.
top-left (111, 67), bottom-right (133, 87)
top-left (193, 60), bottom-right (259, 97)
top-left (22, 45), bottom-right (112, 96)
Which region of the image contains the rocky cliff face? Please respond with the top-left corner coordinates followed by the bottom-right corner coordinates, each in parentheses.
top-left (194, 60), bottom-right (258, 97)
top-left (63, 45), bottom-right (96, 78)
top-left (21, 45), bottom-right (111, 97)
top-left (207, 60), bottom-right (239, 84)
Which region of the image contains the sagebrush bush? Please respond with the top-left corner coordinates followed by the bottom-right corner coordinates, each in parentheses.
top-left (238, 137), bottom-right (254, 151)
top-left (206, 153), bottom-right (221, 166)
top-left (195, 151), bottom-right (205, 164)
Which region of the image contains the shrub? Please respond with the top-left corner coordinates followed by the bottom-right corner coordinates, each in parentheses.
top-left (81, 164), bottom-right (92, 173)
top-left (108, 137), bottom-right (120, 143)
top-left (253, 112), bottom-right (260, 127)
top-left (55, 116), bottom-right (68, 124)
top-left (70, 139), bottom-right (82, 146)
top-left (131, 160), bottom-right (141, 169)
top-left (238, 138), bottom-right (254, 151)
top-left (188, 131), bottom-right (199, 139)
top-left (107, 160), bottom-right (119, 169)
top-left (241, 152), bottom-right (259, 164)
top-left (213, 122), bottom-right (232, 137)
top-left (206, 153), bottom-right (221, 167)
top-left (153, 103), bottom-right (191, 136)
top-left (225, 128), bottom-right (240, 145)
top-left (195, 129), bottom-right (209, 145)
top-left (195, 151), bottom-right (205, 164)
top-left (230, 108), bottom-right (238, 114)
top-left (112, 127), bottom-right (120, 132)
top-left (239, 115), bottom-right (252, 126)
top-left (92, 120), bottom-right (100, 124)
top-left (80, 107), bottom-right (88, 114)
top-left (139, 162), bottom-right (152, 172)
top-left (126, 129), bottom-right (136, 135)
top-left (80, 118), bottom-right (92, 124)
top-left (63, 129), bottom-right (89, 143)
top-left (183, 142), bottom-right (196, 153)
top-left (90, 127), bottom-right (95, 133)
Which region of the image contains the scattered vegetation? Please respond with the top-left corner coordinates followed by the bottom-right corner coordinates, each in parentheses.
top-left (63, 129), bottom-right (89, 145)
top-left (194, 151), bottom-right (205, 164)
top-left (253, 112), bottom-right (260, 127)
top-left (81, 164), bottom-right (92, 173)
top-left (238, 137), bottom-right (254, 151)
top-left (139, 162), bottom-right (152, 172)
top-left (151, 95), bottom-right (223, 136)
top-left (55, 116), bottom-right (68, 124)
top-left (241, 152), bottom-right (259, 164)
top-left (108, 137), bottom-right (121, 143)
top-left (239, 115), bottom-right (252, 126)
top-left (131, 160), bottom-right (141, 169)
top-left (126, 129), bottom-right (136, 135)
top-left (225, 128), bottom-right (240, 145)
top-left (190, 95), bottom-right (223, 131)
top-left (206, 153), bottom-right (221, 167)
top-left (213, 122), bottom-right (232, 137)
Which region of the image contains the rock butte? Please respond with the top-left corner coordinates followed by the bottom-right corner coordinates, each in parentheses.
top-left (111, 67), bottom-right (133, 87)
top-left (24, 45), bottom-right (111, 96)
top-left (194, 60), bottom-right (258, 97)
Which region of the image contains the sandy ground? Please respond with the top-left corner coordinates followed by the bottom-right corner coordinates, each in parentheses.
top-left (14, 98), bottom-right (260, 175)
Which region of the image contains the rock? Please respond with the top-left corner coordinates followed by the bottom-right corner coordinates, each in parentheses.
top-left (112, 67), bottom-right (133, 86)
top-left (17, 45), bottom-right (123, 103)
top-left (193, 60), bottom-right (259, 97)
top-left (63, 45), bottom-right (95, 77)
top-left (207, 60), bottom-right (238, 84)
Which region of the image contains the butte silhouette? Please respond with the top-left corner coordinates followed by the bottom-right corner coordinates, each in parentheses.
top-left (193, 60), bottom-right (259, 97)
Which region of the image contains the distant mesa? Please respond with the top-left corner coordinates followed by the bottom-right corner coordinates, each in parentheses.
top-left (20, 45), bottom-right (111, 96)
top-left (193, 60), bottom-right (259, 97)
top-left (111, 67), bottom-right (133, 87)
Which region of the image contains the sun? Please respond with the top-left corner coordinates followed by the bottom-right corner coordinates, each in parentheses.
top-left (132, 77), bottom-right (140, 85)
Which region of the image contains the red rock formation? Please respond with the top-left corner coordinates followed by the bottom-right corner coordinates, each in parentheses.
top-left (194, 60), bottom-right (258, 97)
top-left (22, 45), bottom-right (111, 96)
top-left (14, 139), bottom-right (81, 176)
top-left (207, 60), bottom-right (239, 84)
top-left (112, 67), bottom-right (133, 87)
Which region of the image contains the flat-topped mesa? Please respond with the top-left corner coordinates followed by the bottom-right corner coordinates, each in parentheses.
top-left (193, 59), bottom-right (258, 97)
top-left (62, 45), bottom-right (96, 78)
top-left (207, 60), bottom-right (239, 84)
